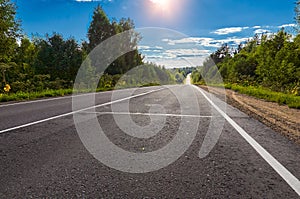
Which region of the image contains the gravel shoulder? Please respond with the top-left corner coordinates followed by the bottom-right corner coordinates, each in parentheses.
top-left (200, 85), bottom-right (300, 144)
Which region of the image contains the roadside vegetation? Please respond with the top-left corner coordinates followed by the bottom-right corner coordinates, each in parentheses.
top-left (192, 1), bottom-right (300, 109)
top-left (0, 89), bottom-right (73, 102)
top-left (0, 0), bottom-right (183, 102)
top-left (225, 84), bottom-right (300, 109)
top-left (200, 83), bottom-right (300, 109)
top-left (2, 0), bottom-right (299, 109)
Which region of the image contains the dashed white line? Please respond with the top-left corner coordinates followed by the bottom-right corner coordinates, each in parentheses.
top-left (193, 85), bottom-right (300, 196)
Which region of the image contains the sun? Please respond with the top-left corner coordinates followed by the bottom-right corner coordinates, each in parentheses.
top-left (147, 0), bottom-right (183, 20)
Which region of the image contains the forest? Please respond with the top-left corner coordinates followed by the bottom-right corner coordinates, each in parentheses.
top-left (191, 2), bottom-right (300, 108)
top-left (0, 0), bottom-right (182, 101)
top-left (191, 30), bottom-right (300, 94)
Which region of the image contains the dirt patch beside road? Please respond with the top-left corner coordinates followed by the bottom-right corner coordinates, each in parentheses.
top-left (200, 85), bottom-right (300, 144)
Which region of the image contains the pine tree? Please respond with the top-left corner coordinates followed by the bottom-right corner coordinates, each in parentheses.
top-left (87, 5), bottom-right (112, 51)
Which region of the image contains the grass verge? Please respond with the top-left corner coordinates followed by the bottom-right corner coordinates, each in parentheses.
top-left (193, 81), bottom-right (300, 109)
top-left (0, 89), bottom-right (74, 103)
top-left (224, 84), bottom-right (300, 109)
top-left (0, 83), bottom-right (161, 103)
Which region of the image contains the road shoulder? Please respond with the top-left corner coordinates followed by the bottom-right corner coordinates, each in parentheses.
top-left (199, 85), bottom-right (300, 144)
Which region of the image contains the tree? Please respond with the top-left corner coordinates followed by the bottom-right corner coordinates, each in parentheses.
top-left (295, 1), bottom-right (300, 32)
top-left (12, 38), bottom-right (37, 80)
top-left (87, 6), bottom-right (143, 80)
top-left (210, 43), bottom-right (230, 65)
top-left (255, 30), bottom-right (290, 89)
top-left (34, 33), bottom-right (84, 82)
top-left (87, 5), bottom-right (112, 51)
top-left (0, 0), bottom-right (20, 86)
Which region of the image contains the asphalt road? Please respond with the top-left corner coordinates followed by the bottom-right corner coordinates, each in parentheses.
top-left (0, 85), bottom-right (299, 198)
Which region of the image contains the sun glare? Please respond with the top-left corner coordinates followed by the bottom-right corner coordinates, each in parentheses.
top-left (150, 0), bottom-right (170, 7)
top-left (148, 0), bottom-right (182, 19)
top-left (149, 0), bottom-right (171, 11)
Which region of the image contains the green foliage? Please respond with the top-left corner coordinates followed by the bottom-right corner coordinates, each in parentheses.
top-left (0, 0), bottom-right (20, 90)
top-left (87, 6), bottom-right (143, 77)
top-left (0, 89), bottom-right (74, 102)
top-left (170, 67), bottom-right (195, 84)
top-left (194, 29), bottom-right (300, 95)
top-left (295, 0), bottom-right (300, 32)
top-left (33, 33), bottom-right (84, 82)
top-left (0, 1), bottom-right (177, 103)
top-left (0, 0), bottom-right (20, 64)
top-left (192, 28), bottom-right (300, 108)
top-left (225, 84), bottom-right (300, 109)
top-left (114, 63), bottom-right (175, 89)
top-left (87, 5), bottom-right (112, 51)
top-left (191, 68), bottom-right (203, 84)
top-left (253, 30), bottom-right (297, 91)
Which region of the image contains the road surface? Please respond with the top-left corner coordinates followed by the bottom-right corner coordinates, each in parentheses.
top-left (0, 85), bottom-right (299, 198)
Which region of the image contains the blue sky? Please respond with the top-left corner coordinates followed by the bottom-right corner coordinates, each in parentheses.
top-left (15, 0), bottom-right (297, 68)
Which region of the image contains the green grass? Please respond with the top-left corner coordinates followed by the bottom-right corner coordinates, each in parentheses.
top-left (0, 89), bottom-right (74, 103)
top-left (140, 82), bottom-right (161, 87)
top-left (193, 81), bottom-right (300, 109)
top-left (0, 83), bottom-right (161, 103)
top-left (224, 84), bottom-right (300, 109)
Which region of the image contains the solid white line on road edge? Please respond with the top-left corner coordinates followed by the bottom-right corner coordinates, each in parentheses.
top-left (193, 85), bottom-right (300, 196)
top-left (81, 111), bottom-right (215, 118)
top-left (0, 87), bottom-right (153, 108)
top-left (0, 88), bottom-right (164, 134)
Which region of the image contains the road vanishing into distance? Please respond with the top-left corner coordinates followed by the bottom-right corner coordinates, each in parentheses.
top-left (0, 84), bottom-right (300, 198)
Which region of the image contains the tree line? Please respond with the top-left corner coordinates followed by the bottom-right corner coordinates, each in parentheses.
top-left (192, 1), bottom-right (300, 95)
top-left (192, 29), bottom-right (300, 95)
top-left (0, 0), bottom-right (175, 94)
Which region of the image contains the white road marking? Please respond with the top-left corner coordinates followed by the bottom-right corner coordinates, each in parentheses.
top-left (0, 91), bottom-right (94, 108)
top-left (0, 87), bottom-right (151, 108)
top-left (81, 111), bottom-right (214, 118)
top-left (193, 85), bottom-right (300, 196)
top-left (0, 88), bottom-right (164, 134)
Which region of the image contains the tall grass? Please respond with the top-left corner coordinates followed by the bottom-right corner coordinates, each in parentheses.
top-left (0, 83), bottom-right (161, 103)
top-left (0, 89), bottom-right (74, 102)
top-left (224, 84), bottom-right (300, 109)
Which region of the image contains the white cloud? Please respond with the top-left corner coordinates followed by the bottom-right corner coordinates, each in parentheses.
top-left (146, 57), bottom-right (207, 68)
top-left (143, 49), bottom-right (162, 53)
top-left (162, 36), bottom-right (250, 48)
top-left (278, 23), bottom-right (297, 28)
top-left (138, 45), bottom-right (164, 53)
top-left (212, 27), bottom-right (249, 35)
top-left (218, 37), bottom-right (251, 45)
top-left (143, 35), bottom-right (253, 68)
top-left (254, 29), bottom-right (269, 34)
top-left (141, 46), bottom-right (211, 68)
top-left (145, 55), bottom-right (164, 59)
top-left (253, 26), bottom-right (261, 29)
top-left (138, 45), bottom-right (151, 50)
top-left (164, 49), bottom-right (210, 58)
top-left (162, 37), bottom-right (213, 46)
